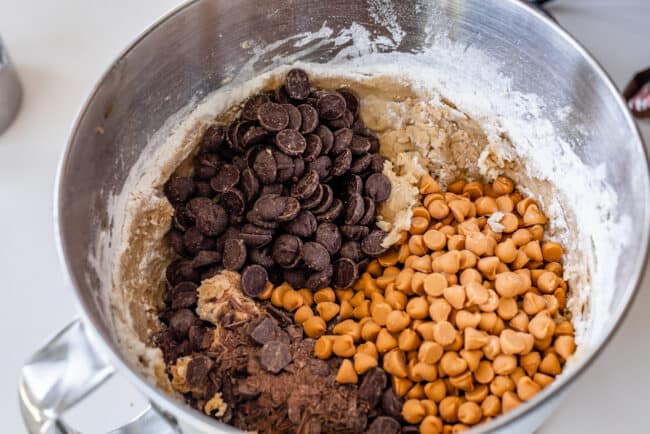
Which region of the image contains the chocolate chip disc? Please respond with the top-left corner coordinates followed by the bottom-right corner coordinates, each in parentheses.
top-left (283, 210), bottom-right (317, 237)
top-left (315, 198), bottom-right (343, 222)
top-left (331, 148), bottom-right (352, 177)
top-left (333, 257), bottom-right (358, 288)
top-left (283, 103), bottom-right (302, 130)
top-left (210, 164), bottom-right (240, 193)
top-left (381, 390), bottom-right (403, 419)
top-left (254, 194), bottom-right (287, 220)
top-left (361, 230), bottom-right (389, 256)
top-left (332, 128), bottom-right (353, 155)
top-left (340, 241), bottom-right (363, 262)
top-left (192, 250), bottom-right (222, 268)
top-left (367, 417), bottom-right (401, 434)
top-left (277, 197), bottom-right (301, 222)
top-left (350, 135), bottom-right (372, 154)
top-left (315, 125), bottom-right (334, 154)
top-left (365, 173), bottom-right (392, 202)
top-left (285, 69), bottom-right (310, 100)
top-left (308, 156), bottom-right (332, 180)
top-left (275, 129), bottom-right (307, 156)
top-left (291, 169), bottom-right (319, 200)
top-left (303, 134), bottom-right (322, 162)
top-left (300, 184), bottom-right (324, 210)
top-left (223, 238), bottom-right (247, 270)
top-left (310, 184), bottom-right (334, 215)
top-left (187, 198), bottom-right (228, 236)
top-left (315, 223), bottom-right (342, 255)
top-left (358, 367), bottom-right (387, 408)
top-left (341, 224), bottom-right (370, 240)
top-left (260, 340), bottom-right (292, 373)
top-left (359, 197), bottom-right (376, 226)
top-left (242, 94), bottom-right (270, 121)
top-left (272, 234), bottom-right (303, 268)
top-left (241, 264), bottom-right (268, 297)
top-left (200, 124), bottom-right (225, 153)
top-left (165, 177), bottom-right (195, 205)
top-left (305, 263), bottom-right (333, 290)
top-left (338, 88), bottom-right (360, 116)
top-left (221, 188), bottom-right (246, 215)
top-left (298, 104), bottom-right (319, 134)
top-left (344, 193), bottom-right (365, 225)
top-left (241, 125), bottom-right (268, 147)
top-left (317, 92), bottom-right (347, 120)
top-left (302, 242), bottom-right (330, 271)
top-left (253, 149), bottom-right (277, 184)
top-left (257, 102), bottom-right (289, 132)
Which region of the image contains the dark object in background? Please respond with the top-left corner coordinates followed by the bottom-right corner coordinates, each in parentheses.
top-left (624, 68), bottom-right (650, 119)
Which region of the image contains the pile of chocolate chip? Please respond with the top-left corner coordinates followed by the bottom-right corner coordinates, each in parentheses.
top-left (164, 69), bottom-right (391, 297)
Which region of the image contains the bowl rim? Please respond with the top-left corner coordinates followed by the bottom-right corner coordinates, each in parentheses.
top-left (53, 0), bottom-right (650, 432)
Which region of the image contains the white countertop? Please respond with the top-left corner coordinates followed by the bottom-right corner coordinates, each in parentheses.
top-left (1, 0), bottom-right (649, 432)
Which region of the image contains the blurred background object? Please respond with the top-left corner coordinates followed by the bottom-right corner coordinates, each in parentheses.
top-left (0, 35), bottom-right (22, 135)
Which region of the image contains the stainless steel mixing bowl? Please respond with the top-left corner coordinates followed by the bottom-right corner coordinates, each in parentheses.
top-left (19, 0), bottom-right (650, 433)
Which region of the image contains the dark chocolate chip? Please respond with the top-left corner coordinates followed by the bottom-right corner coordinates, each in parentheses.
top-left (328, 109), bottom-right (354, 129)
top-left (317, 92), bottom-right (346, 120)
top-left (221, 188), bottom-right (246, 215)
top-left (340, 241), bottom-right (364, 262)
top-left (240, 224), bottom-right (274, 247)
top-left (285, 69), bottom-right (311, 100)
top-left (351, 153), bottom-right (372, 174)
top-left (333, 257), bottom-right (358, 288)
top-left (240, 168), bottom-right (260, 202)
top-left (300, 183), bottom-right (324, 210)
top-left (186, 355), bottom-right (214, 388)
top-left (257, 102), bottom-right (289, 132)
top-left (283, 267), bottom-right (307, 290)
top-left (274, 85), bottom-right (291, 104)
top-left (341, 224), bottom-right (370, 240)
top-left (250, 317), bottom-right (279, 345)
top-left (331, 148), bottom-right (352, 177)
top-left (302, 242), bottom-right (330, 271)
top-left (260, 183), bottom-right (284, 196)
top-left (346, 174), bottom-right (364, 196)
top-left (187, 198), bottom-right (228, 236)
top-left (291, 169), bottom-right (320, 200)
top-left (167, 259), bottom-right (200, 286)
top-left (183, 226), bottom-right (205, 255)
top-left (303, 134), bottom-right (322, 162)
top-left (223, 238), bottom-right (247, 270)
top-left (246, 210), bottom-right (279, 229)
top-left (381, 389), bottom-right (403, 419)
top-left (253, 194), bottom-right (287, 220)
top-left (275, 129), bottom-right (307, 156)
top-left (365, 173), bottom-right (392, 202)
top-left (173, 205), bottom-right (194, 232)
top-left (210, 164), bottom-right (240, 193)
top-left (370, 154), bottom-right (386, 173)
top-left (169, 230), bottom-right (187, 256)
top-left (242, 93), bottom-right (271, 121)
top-left (315, 223), bottom-right (342, 255)
top-left (277, 197), bottom-right (301, 222)
top-left (344, 193), bottom-right (365, 225)
top-left (283, 103), bottom-right (302, 130)
top-left (260, 340), bottom-right (292, 374)
top-left (283, 210), bottom-right (317, 238)
top-left (200, 124), bottom-right (226, 153)
top-left (253, 148), bottom-right (277, 184)
top-left (402, 427), bottom-right (420, 434)
top-left (188, 325), bottom-right (213, 351)
top-left (350, 134), bottom-right (372, 154)
top-left (298, 104), bottom-right (319, 134)
top-left (315, 125), bottom-right (334, 155)
top-left (226, 121), bottom-right (249, 151)
top-left (358, 368), bottom-right (387, 408)
top-left (361, 230), bottom-right (389, 256)
top-left (248, 245), bottom-right (275, 268)
top-left (170, 309), bottom-right (198, 339)
top-left (359, 196), bottom-right (376, 226)
top-left (165, 177), bottom-right (195, 205)
top-left (232, 155), bottom-right (248, 171)
top-left (310, 184), bottom-right (334, 215)
top-left (315, 198), bottom-right (343, 222)
top-left (338, 88), bottom-right (360, 116)
top-left (170, 282), bottom-right (198, 309)
top-left (332, 128), bottom-right (353, 155)
top-left (305, 263), bottom-right (333, 290)
top-left (241, 125), bottom-right (268, 147)
top-left (273, 150), bottom-right (295, 183)
top-left (367, 417), bottom-right (400, 434)
top-left (194, 181), bottom-right (214, 197)
top-left (241, 264), bottom-right (268, 297)
top-left (292, 156), bottom-right (305, 180)
top-left (308, 156), bottom-right (332, 180)
top-left (191, 250), bottom-right (222, 268)
top-left (272, 234), bottom-right (303, 268)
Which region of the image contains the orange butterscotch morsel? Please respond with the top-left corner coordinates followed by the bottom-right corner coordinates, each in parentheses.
top-left (475, 196), bottom-right (498, 215)
top-left (496, 195), bottom-right (515, 213)
top-left (499, 329), bottom-right (529, 355)
top-left (429, 200), bottom-right (450, 220)
top-left (411, 216), bottom-right (430, 235)
top-left (433, 320), bottom-right (457, 346)
top-left (313, 287), bottom-right (336, 303)
top-left (376, 328), bottom-right (398, 353)
top-left (409, 235), bottom-right (428, 256)
top-left (354, 352), bottom-right (378, 375)
top-left (528, 311), bottom-right (556, 340)
top-left (424, 379), bottom-right (447, 402)
top-left (361, 320), bottom-right (382, 341)
top-left (384, 348), bottom-right (409, 378)
top-left (370, 301), bottom-right (393, 326)
top-left (333, 319), bottom-right (362, 342)
top-left (495, 272), bottom-right (525, 298)
top-left (465, 384), bottom-right (489, 403)
top-left (475, 360), bottom-right (495, 384)
top-left (271, 284), bottom-right (291, 307)
top-left (554, 335), bottom-right (576, 360)
top-left (443, 285), bottom-right (466, 310)
top-left (392, 376), bottom-right (414, 397)
top-left (424, 273), bottom-right (448, 297)
top-left (463, 181), bottom-right (483, 199)
top-left (477, 256), bottom-right (500, 280)
top-left (460, 349), bottom-right (482, 372)
top-left (495, 238), bottom-right (517, 264)
top-left (478, 289), bottom-right (500, 313)
top-left (534, 372), bottom-right (555, 388)
top-left (332, 335), bottom-right (356, 358)
top-left (523, 204), bottom-right (547, 226)
top-left (496, 297), bottom-right (518, 320)
top-left (449, 199), bottom-right (472, 223)
top-left (258, 282), bottom-right (274, 300)
top-left (455, 310), bottom-right (481, 330)
top-left (396, 268), bottom-right (415, 292)
top-left (419, 174), bottom-right (441, 194)
top-left (314, 336), bottom-right (333, 359)
top-left (336, 359), bottom-right (358, 384)
top-left (501, 390), bottom-right (521, 412)
top-left (357, 341), bottom-right (379, 359)
top-left (420, 416), bottom-right (443, 434)
top-left (447, 234), bottom-right (465, 251)
top-left (449, 370), bottom-right (474, 392)
top-left (500, 212), bottom-right (519, 233)
top-left (439, 396), bottom-right (462, 423)
top-left (523, 240), bottom-right (543, 262)
top-left (411, 362), bottom-right (438, 382)
top-left (419, 341), bottom-right (444, 364)
top-left (399, 329), bottom-right (422, 352)
top-left (298, 288), bottom-right (313, 306)
top-left (302, 316), bottom-right (326, 338)
top-left (316, 301), bottom-right (340, 321)
top-left (436, 251), bottom-right (461, 274)
top-left (386, 310), bottom-right (411, 333)
top-left (411, 255), bottom-right (433, 273)
top-left (424, 229), bottom-right (447, 251)
top-left (481, 395), bottom-right (501, 417)
top-left (406, 297), bottom-right (430, 319)
top-left (403, 399), bottom-right (427, 424)
top-left (294, 305), bottom-right (314, 324)
top-left (339, 300), bottom-right (354, 319)
top-left (464, 327), bottom-right (489, 350)
top-left (378, 248), bottom-right (399, 267)
top-left (490, 375), bottom-right (516, 397)
top-left (516, 375), bottom-right (542, 401)
top-left (460, 268), bottom-right (482, 286)
top-left (457, 401), bottom-right (482, 425)
top-left (493, 176), bottom-right (515, 195)
top-left (416, 321), bottom-right (437, 341)
top-left (542, 241), bottom-right (563, 262)
top-left (523, 291), bottom-right (547, 315)
top-left (537, 271), bottom-right (559, 293)
top-left (509, 311), bottom-right (529, 332)
top-left (440, 351), bottom-right (468, 377)
top-left (465, 281), bottom-right (489, 305)
top-left (493, 354), bottom-right (518, 375)
top-left (465, 231), bottom-right (490, 256)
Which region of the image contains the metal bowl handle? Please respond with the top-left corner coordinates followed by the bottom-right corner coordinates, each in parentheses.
top-left (19, 318), bottom-right (179, 434)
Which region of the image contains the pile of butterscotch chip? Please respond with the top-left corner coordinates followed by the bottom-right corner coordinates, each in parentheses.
top-left (259, 174), bottom-right (576, 433)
